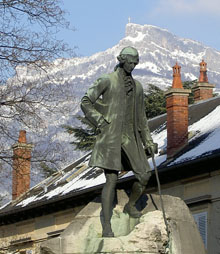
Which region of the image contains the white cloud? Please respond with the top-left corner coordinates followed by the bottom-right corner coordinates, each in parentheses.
top-left (152, 0), bottom-right (220, 16)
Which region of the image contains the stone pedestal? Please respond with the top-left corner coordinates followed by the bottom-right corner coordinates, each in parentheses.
top-left (41, 192), bottom-right (206, 254)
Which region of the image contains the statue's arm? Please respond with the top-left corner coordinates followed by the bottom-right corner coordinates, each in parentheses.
top-left (140, 94), bottom-right (159, 155)
top-left (137, 83), bottom-right (155, 150)
top-left (81, 76), bottom-right (109, 128)
top-left (141, 113), bottom-right (154, 149)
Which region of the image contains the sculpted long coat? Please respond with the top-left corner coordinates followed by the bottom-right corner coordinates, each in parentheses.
top-left (81, 68), bottom-right (154, 175)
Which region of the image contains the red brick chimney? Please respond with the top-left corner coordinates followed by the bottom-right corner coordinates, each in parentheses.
top-left (193, 60), bottom-right (215, 102)
top-left (12, 130), bottom-right (33, 200)
top-left (165, 63), bottom-right (191, 158)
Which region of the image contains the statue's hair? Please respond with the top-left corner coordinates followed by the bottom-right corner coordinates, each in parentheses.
top-left (119, 46), bottom-right (139, 57)
top-left (115, 47), bottom-right (139, 70)
top-left (117, 54), bottom-right (127, 64)
top-left (117, 47), bottom-right (139, 64)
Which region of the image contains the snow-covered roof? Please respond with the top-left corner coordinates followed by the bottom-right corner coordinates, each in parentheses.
top-left (168, 104), bottom-right (220, 166)
top-left (1, 96), bottom-right (220, 216)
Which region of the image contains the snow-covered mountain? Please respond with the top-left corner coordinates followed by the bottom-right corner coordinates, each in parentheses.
top-left (2, 23), bottom-right (220, 203)
top-left (29, 23), bottom-right (220, 101)
top-left (50, 22), bottom-right (220, 93)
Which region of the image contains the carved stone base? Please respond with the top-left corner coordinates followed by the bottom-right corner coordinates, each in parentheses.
top-left (41, 192), bottom-right (206, 254)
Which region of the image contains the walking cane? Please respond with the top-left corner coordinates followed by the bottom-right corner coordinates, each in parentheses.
top-left (151, 153), bottom-right (169, 236)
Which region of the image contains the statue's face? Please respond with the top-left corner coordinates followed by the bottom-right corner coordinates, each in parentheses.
top-left (123, 55), bottom-right (139, 74)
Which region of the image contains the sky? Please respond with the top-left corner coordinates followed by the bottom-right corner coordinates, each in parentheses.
top-left (58, 0), bottom-right (220, 57)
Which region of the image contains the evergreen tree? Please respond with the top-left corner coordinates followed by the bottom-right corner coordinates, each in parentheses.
top-left (144, 84), bottom-right (166, 119)
top-left (62, 116), bottom-right (96, 152)
top-left (182, 79), bottom-right (197, 104)
top-left (40, 163), bottom-right (57, 178)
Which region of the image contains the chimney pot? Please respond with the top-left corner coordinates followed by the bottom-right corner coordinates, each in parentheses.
top-left (18, 130), bottom-right (27, 143)
top-left (199, 59), bottom-right (208, 83)
top-left (193, 60), bottom-right (215, 102)
top-left (172, 62), bottom-right (183, 89)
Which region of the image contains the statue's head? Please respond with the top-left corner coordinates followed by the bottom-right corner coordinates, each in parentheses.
top-left (117, 47), bottom-right (139, 74)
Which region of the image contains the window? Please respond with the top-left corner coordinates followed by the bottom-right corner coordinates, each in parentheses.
top-left (193, 212), bottom-right (207, 248)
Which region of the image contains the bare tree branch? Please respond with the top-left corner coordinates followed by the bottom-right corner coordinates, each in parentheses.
top-left (0, 0), bottom-right (77, 204)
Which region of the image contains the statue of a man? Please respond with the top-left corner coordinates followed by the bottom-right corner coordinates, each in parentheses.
top-left (81, 46), bottom-right (157, 237)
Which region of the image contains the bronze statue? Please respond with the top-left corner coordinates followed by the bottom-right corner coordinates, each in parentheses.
top-left (81, 47), bottom-right (157, 237)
